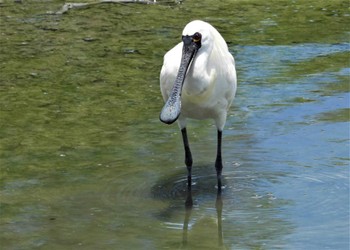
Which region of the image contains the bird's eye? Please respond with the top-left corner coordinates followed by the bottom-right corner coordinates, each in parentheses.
top-left (192, 32), bottom-right (202, 43)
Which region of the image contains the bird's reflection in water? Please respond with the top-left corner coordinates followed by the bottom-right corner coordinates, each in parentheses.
top-left (182, 187), bottom-right (193, 246)
top-left (182, 186), bottom-right (224, 248)
top-left (216, 190), bottom-right (224, 247)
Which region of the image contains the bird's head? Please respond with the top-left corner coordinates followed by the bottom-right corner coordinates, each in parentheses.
top-left (181, 20), bottom-right (213, 51)
top-left (159, 20), bottom-right (212, 124)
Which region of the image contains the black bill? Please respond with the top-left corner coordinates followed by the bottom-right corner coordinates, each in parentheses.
top-left (160, 35), bottom-right (201, 124)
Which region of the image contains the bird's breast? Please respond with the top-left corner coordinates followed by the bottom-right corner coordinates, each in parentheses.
top-left (182, 67), bottom-right (216, 102)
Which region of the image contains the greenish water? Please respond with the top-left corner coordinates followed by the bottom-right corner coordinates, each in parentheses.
top-left (0, 0), bottom-right (349, 249)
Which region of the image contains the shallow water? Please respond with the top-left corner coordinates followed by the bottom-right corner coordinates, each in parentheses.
top-left (1, 0), bottom-right (349, 249)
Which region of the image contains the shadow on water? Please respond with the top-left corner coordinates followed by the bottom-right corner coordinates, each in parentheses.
top-left (151, 166), bottom-right (226, 249)
top-left (151, 164), bottom-right (294, 249)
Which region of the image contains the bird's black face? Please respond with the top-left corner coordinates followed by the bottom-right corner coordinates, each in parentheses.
top-left (182, 32), bottom-right (202, 49)
top-left (159, 32), bottom-right (202, 124)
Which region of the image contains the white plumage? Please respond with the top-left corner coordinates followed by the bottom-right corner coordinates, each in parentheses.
top-left (159, 20), bottom-right (237, 190)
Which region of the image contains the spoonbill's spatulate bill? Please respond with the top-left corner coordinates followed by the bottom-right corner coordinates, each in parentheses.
top-left (160, 20), bottom-right (237, 190)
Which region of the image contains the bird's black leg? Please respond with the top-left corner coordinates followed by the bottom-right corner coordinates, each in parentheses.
top-left (215, 130), bottom-right (223, 191)
top-left (181, 128), bottom-right (193, 187)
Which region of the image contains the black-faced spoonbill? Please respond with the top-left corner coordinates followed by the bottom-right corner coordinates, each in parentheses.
top-left (160, 20), bottom-right (237, 190)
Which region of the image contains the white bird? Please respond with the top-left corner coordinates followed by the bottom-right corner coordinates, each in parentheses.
top-left (159, 20), bottom-right (237, 190)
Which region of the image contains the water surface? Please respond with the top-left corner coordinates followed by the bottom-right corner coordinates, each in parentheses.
top-left (1, 0), bottom-right (349, 249)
